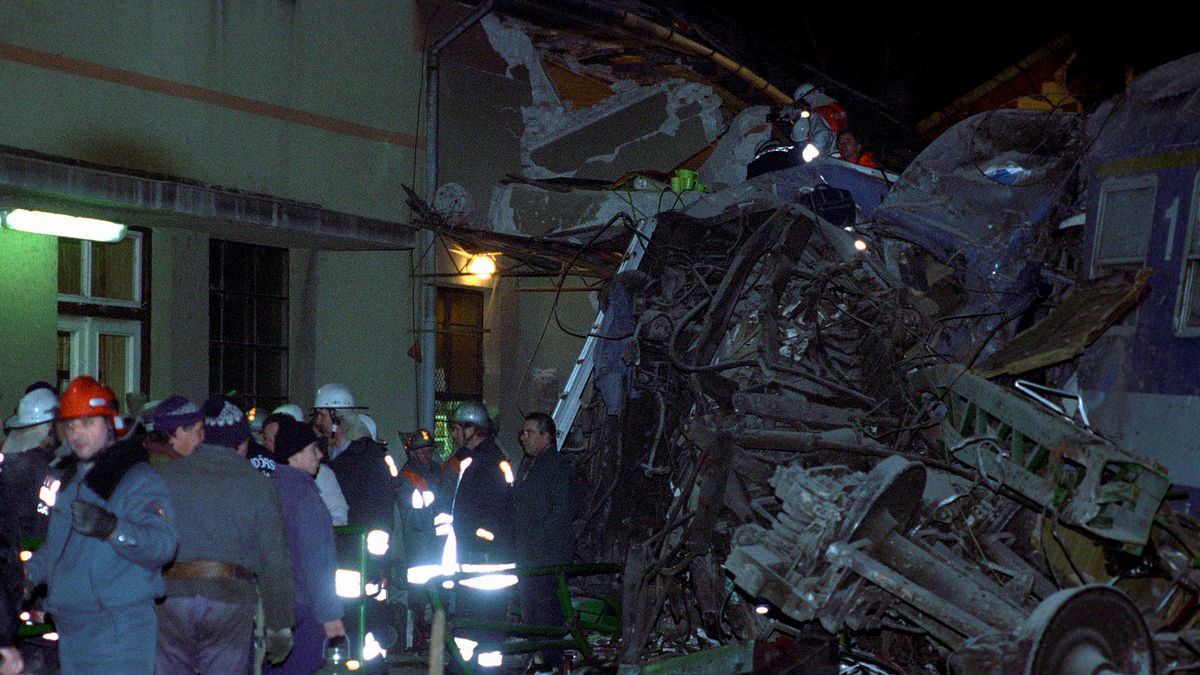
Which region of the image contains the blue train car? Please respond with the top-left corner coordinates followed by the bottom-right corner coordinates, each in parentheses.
top-left (1075, 52), bottom-right (1200, 489)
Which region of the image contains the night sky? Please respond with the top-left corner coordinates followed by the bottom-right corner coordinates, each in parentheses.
top-left (652, 4), bottom-right (1200, 155)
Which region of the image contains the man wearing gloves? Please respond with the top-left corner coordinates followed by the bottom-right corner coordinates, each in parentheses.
top-left (154, 394), bottom-right (296, 673)
top-left (270, 418), bottom-right (345, 673)
top-left (24, 376), bottom-right (178, 673)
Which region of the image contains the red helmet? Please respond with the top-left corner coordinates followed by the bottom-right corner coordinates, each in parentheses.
top-left (59, 376), bottom-right (127, 436)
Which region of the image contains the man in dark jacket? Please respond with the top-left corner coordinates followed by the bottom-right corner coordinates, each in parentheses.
top-left (313, 384), bottom-right (396, 529)
top-left (0, 386), bottom-right (60, 540)
top-left (153, 395), bottom-right (296, 674)
top-left (447, 401), bottom-right (516, 670)
top-left (25, 376), bottom-right (178, 674)
top-left (514, 412), bottom-right (577, 671)
top-left (270, 419), bottom-right (346, 674)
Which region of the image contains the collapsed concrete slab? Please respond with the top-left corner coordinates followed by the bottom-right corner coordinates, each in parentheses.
top-left (697, 105), bottom-right (772, 190)
top-left (521, 79), bottom-right (723, 181)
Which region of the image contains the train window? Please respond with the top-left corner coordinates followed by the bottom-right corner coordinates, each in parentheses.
top-left (1175, 173), bottom-right (1200, 334)
top-left (1093, 177), bottom-right (1156, 275)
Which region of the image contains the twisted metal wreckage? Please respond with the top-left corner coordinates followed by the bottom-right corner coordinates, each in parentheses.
top-left (408, 54), bottom-right (1200, 674)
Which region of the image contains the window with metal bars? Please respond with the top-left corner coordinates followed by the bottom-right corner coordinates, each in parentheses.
top-left (208, 239), bottom-right (289, 411)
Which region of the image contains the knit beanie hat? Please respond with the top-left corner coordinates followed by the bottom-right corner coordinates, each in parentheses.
top-left (153, 395), bottom-right (204, 432)
top-left (202, 395), bottom-right (250, 449)
top-left (274, 418), bottom-right (319, 463)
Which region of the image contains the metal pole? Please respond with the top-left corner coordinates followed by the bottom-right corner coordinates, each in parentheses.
top-left (419, 0), bottom-right (496, 432)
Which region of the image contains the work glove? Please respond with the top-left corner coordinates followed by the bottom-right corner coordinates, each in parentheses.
top-left (264, 627), bottom-right (294, 665)
top-left (71, 500), bottom-right (118, 539)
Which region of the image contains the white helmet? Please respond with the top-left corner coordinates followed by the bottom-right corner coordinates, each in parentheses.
top-left (360, 414), bottom-right (379, 442)
top-left (315, 383), bottom-right (359, 410)
top-left (272, 403), bottom-right (305, 423)
top-left (5, 388), bottom-right (59, 429)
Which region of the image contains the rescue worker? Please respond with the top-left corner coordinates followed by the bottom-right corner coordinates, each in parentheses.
top-left (153, 395), bottom-right (296, 673)
top-left (269, 418), bottom-right (346, 674)
top-left (0, 386), bottom-right (60, 539)
top-left (514, 413), bottom-right (578, 672)
top-left (264, 406), bottom-right (349, 526)
top-left (836, 129), bottom-right (880, 169)
top-left (397, 429), bottom-right (451, 644)
top-left (447, 401), bottom-right (517, 669)
top-left (24, 376), bottom-right (178, 673)
top-left (314, 384), bottom-right (396, 530)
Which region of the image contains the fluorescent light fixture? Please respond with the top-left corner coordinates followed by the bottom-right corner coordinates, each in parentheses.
top-left (2, 209), bottom-right (127, 243)
top-left (366, 529), bottom-right (390, 556)
top-left (335, 569), bottom-right (362, 598)
top-left (467, 255), bottom-right (496, 280)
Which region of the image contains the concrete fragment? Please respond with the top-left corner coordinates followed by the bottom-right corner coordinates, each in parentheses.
top-left (697, 106), bottom-right (772, 189)
top-left (521, 79), bottom-right (723, 181)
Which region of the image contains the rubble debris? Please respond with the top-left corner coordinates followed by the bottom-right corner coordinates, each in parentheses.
top-left (696, 106), bottom-right (772, 190)
top-left (974, 268), bottom-right (1151, 378)
top-left (873, 108), bottom-right (1086, 362)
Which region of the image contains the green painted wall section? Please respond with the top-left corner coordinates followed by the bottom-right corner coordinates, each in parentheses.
top-left (0, 0), bottom-right (424, 220)
top-left (0, 229), bottom-right (58, 415)
top-left (148, 227), bottom-right (210, 402)
top-left (312, 250), bottom-right (416, 457)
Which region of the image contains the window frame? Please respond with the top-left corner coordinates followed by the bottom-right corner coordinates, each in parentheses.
top-left (57, 230), bottom-right (145, 308)
top-left (1174, 171), bottom-right (1200, 336)
top-left (56, 316), bottom-right (142, 409)
top-left (207, 238), bottom-right (290, 411)
top-left (57, 227), bottom-right (152, 396)
top-left (1090, 174), bottom-right (1158, 335)
top-left (434, 285), bottom-right (486, 402)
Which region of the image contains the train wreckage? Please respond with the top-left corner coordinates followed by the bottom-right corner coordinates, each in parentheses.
top-left (410, 51), bottom-right (1200, 673)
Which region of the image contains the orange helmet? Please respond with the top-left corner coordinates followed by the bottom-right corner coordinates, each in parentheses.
top-left (59, 376), bottom-right (127, 436)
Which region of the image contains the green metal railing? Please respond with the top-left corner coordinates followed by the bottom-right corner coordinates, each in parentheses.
top-left (428, 562), bottom-right (620, 673)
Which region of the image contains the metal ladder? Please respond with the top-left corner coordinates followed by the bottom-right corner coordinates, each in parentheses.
top-left (552, 217), bottom-right (657, 449)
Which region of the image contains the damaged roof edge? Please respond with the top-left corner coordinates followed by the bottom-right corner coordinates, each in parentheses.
top-left (0, 145), bottom-right (414, 251)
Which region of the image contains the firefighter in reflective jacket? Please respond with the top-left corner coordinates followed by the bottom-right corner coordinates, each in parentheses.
top-left (445, 402), bottom-right (516, 669)
top-left (399, 429), bottom-right (449, 573)
top-left (396, 429), bottom-right (449, 646)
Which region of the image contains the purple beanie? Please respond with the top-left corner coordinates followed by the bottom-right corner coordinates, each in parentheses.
top-left (153, 395), bottom-right (204, 432)
top-left (202, 395), bottom-right (250, 449)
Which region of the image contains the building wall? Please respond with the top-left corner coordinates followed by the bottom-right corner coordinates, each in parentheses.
top-left (0, 229), bottom-right (57, 414)
top-left (0, 0), bottom-right (423, 219)
top-left (148, 227), bottom-right (210, 402)
top-left (0, 1), bottom-right (426, 432)
top-left (312, 250), bottom-right (417, 452)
